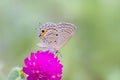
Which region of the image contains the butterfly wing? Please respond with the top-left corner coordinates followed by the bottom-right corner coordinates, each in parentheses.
top-left (55, 22), bottom-right (76, 50)
top-left (39, 23), bottom-right (59, 50)
top-left (37, 42), bottom-right (47, 48)
top-left (38, 22), bottom-right (76, 52)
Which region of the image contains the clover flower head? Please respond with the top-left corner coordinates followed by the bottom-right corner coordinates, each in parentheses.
top-left (22, 50), bottom-right (63, 80)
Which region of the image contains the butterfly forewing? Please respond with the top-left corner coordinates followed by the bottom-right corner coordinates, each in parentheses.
top-left (55, 22), bottom-right (76, 50)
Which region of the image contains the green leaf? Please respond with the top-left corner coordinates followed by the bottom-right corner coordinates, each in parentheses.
top-left (8, 67), bottom-right (25, 80)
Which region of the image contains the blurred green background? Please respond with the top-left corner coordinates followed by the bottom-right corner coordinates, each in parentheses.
top-left (0, 0), bottom-right (120, 80)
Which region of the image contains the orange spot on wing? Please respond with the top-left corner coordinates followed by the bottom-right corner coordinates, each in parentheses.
top-left (40, 29), bottom-right (47, 37)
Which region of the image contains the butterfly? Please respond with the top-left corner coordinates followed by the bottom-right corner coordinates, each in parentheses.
top-left (37, 22), bottom-right (76, 53)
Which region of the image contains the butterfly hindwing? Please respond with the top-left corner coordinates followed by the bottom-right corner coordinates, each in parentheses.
top-left (39, 23), bottom-right (59, 49)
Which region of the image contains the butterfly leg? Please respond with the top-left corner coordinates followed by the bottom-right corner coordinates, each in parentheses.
top-left (55, 50), bottom-right (62, 57)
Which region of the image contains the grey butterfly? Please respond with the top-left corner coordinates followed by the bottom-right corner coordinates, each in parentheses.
top-left (37, 22), bottom-right (76, 53)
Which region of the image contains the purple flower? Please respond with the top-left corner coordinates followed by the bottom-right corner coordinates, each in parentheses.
top-left (22, 50), bottom-right (63, 80)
